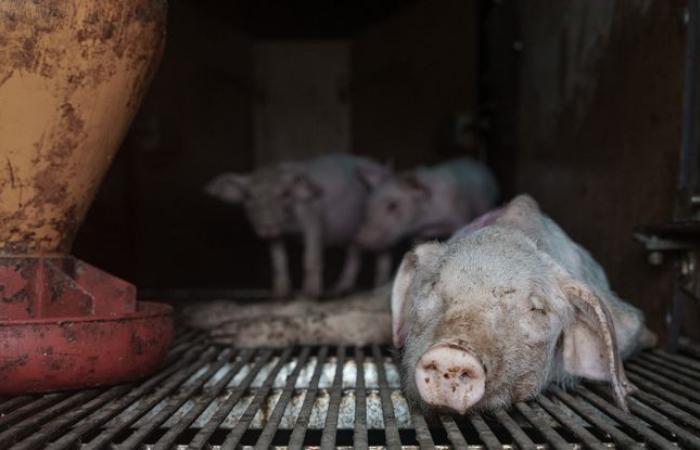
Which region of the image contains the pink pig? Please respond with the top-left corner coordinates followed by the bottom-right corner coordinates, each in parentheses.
top-left (392, 195), bottom-right (655, 414)
top-left (204, 153), bottom-right (389, 299)
top-left (356, 157), bottom-right (499, 251)
top-left (355, 157), bottom-right (498, 285)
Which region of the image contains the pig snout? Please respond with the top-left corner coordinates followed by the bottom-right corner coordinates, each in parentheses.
top-left (415, 343), bottom-right (485, 414)
top-left (249, 216), bottom-right (282, 238)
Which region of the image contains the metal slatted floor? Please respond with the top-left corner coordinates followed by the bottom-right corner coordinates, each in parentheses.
top-left (2, 330), bottom-right (700, 449)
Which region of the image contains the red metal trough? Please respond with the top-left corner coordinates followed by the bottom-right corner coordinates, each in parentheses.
top-left (0, 257), bottom-right (173, 395)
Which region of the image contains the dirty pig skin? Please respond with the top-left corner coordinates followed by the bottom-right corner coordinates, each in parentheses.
top-left (392, 194), bottom-right (655, 415)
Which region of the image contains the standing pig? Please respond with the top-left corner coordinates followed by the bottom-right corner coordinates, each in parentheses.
top-left (204, 154), bottom-right (389, 299)
top-left (356, 157), bottom-right (498, 285)
top-left (392, 195), bottom-right (655, 414)
top-left (356, 157), bottom-right (499, 250)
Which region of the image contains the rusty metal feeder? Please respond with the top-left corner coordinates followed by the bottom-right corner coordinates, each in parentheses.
top-left (0, 0), bottom-right (173, 394)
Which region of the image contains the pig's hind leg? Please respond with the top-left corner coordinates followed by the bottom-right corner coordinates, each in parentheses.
top-left (331, 244), bottom-right (361, 295)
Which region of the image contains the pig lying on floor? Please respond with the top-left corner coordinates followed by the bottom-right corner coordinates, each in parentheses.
top-left (180, 286), bottom-right (392, 347)
top-left (392, 194), bottom-right (656, 415)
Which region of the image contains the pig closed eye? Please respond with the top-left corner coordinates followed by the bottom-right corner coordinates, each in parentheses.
top-left (529, 295), bottom-right (548, 315)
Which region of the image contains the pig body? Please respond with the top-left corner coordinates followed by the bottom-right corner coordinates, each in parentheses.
top-left (356, 157), bottom-right (498, 251)
top-left (392, 195), bottom-right (654, 415)
top-left (205, 154), bottom-right (389, 298)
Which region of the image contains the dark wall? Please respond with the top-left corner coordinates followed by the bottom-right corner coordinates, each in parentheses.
top-left (73, 0), bottom-right (265, 290)
top-left (352, 0), bottom-right (479, 168)
top-left (73, 0), bottom-right (689, 336)
top-left (73, 0), bottom-right (482, 292)
top-left (70, 0), bottom-right (692, 341)
top-left (486, 1), bottom-right (685, 342)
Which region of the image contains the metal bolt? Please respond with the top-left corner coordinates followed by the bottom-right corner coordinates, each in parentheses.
top-left (648, 251), bottom-right (664, 266)
top-left (513, 40), bottom-right (524, 52)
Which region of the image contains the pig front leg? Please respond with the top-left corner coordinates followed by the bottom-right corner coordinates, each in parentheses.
top-left (374, 251), bottom-right (392, 286)
top-left (331, 244), bottom-right (361, 295)
top-left (269, 239), bottom-right (292, 298)
top-left (297, 208), bottom-right (324, 299)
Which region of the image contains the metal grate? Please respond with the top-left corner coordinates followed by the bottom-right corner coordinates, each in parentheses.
top-left (3, 331), bottom-right (700, 449)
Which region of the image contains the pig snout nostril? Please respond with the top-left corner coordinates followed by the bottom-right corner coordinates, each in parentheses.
top-left (415, 344), bottom-right (486, 415)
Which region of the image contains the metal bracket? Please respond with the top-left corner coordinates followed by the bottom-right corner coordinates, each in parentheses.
top-left (634, 232), bottom-right (694, 251)
top-left (636, 230), bottom-right (700, 291)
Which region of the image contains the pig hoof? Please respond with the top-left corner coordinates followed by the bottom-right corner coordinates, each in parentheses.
top-left (328, 285), bottom-right (351, 297)
top-left (415, 343), bottom-right (486, 415)
top-left (271, 288), bottom-right (292, 299)
top-left (302, 286), bottom-right (322, 299)
top-left (624, 381), bottom-right (638, 396)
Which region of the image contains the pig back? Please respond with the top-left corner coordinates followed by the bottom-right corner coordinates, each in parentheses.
top-left (416, 158), bottom-right (498, 231)
top-left (446, 158), bottom-right (499, 217)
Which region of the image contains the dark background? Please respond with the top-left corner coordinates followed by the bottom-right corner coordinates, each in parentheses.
top-left (73, 0), bottom-right (690, 343)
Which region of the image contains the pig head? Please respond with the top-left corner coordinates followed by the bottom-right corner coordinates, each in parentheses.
top-left (204, 163), bottom-right (318, 240)
top-left (392, 195), bottom-right (654, 415)
top-left (355, 172), bottom-right (427, 250)
top-left (356, 158), bottom-right (498, 251)
top-left (204, 163), bottom-right (324, 298)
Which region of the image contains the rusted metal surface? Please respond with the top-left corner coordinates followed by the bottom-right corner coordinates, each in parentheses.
top-left (0, 256), bottom-right (173, 395)
top-left (0, 0), bottom-right (174, 397)
top-left (2, 330), bottom-right (699, 448)
top-left (0, 0), bottom-right (167, 255)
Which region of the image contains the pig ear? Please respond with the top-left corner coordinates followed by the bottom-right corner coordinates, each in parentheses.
top-left (560, 280), bottom-right (633, 411)
top-left (204, 173), bottom-right (250, 203)
top-left (356, 161), bottom-right (393, 188)
top-left (289, 174), bottom-right (322, 200)
top-left (494, 194), bottom-right (544, 237)
top-left (391, 242), bottom-right (445, 348)
top-left (391, 252), bottom-right (417, 348)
